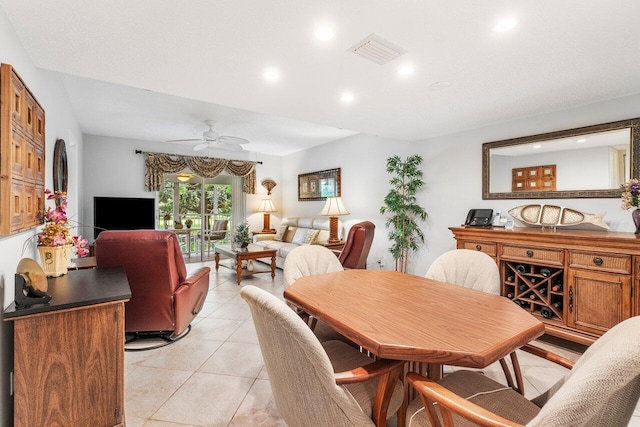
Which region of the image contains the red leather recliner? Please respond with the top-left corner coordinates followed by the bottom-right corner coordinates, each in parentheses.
top-left (338, 221), bottom-right (375, 269)
top-left (95, 230), bottom-right (210, 336)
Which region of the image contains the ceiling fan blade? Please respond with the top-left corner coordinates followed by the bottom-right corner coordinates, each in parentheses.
top-left (166, 138), bottom-right (202, 143)
top-left (193, 142), bottom-right (209, 151)
top-left (217, 143), bottom-right (243, 151)
top-left (218, 136), bottom-right (249, 145)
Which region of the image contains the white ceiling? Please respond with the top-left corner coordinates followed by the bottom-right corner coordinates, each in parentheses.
top-left (2, 0), bottom-right (640, 156)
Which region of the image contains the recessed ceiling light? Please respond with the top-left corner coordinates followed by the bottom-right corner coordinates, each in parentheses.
top-left (340, 93), bottom-right (354, 103)
top-left (493, 18), bottom-right (518, 33)
top-left (315, 26), bottom-right (334, 41)
top-left (533, 144), bottom-right (542, 149)
top-left (398, 65), bottom-right (414, 77)
top-left (576, 138), bottom-right (587, 143)
top-left (263, 69), bottom-right (280, 81)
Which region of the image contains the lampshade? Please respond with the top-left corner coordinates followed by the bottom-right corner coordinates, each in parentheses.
top-left (257, 199), bottom-right (277, 213)
top-left (320, 197), bottom-right (350, 216)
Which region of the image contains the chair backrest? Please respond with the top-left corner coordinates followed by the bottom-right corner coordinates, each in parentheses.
top-left (529, 315), bottom-right (640, 427)
top-left (283, 245), bottom-right (344, 288)
top-left (425, 249), bottom-right (499, 294)
top-left (207, 219), bottom-right (228, 239)
top-left (95, 230), bottom-right (187, 332)
top-left (240, 285), bottom-right (374, 427)
top-left (338, 221), bottom-right (375, 269)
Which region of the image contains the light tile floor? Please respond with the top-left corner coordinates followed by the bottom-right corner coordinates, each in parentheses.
top-left (124, 260), bottom-right (640, 426)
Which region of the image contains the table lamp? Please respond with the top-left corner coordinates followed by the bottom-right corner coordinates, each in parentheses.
top-left (257, 199), bottom-right (277, 232)
top-left (319, 196), bottom-right (350, 244)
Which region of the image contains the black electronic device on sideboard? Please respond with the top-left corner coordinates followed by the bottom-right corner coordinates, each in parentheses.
top-left (464, 209), bottom-right (494, 227)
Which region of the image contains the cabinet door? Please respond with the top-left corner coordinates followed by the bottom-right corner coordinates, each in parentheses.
top-left (567, 269), bottom-right (632, 336)
top-left (13, 303), bottom-right (125, 426)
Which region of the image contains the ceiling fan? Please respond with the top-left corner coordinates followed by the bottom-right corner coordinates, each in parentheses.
top-left (168, 120), bottom-right (249, 151)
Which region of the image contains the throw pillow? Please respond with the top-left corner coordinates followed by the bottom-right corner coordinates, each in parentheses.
top-left (301, 229), bottom-right (320, 245)
top-left (274, 224), bottom-right (288, 242)
top-left (292, 228), bottom-right (319, 245)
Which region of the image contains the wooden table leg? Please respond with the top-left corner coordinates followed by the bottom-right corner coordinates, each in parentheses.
top-left (236, 255), bottom-right (243, 285)
top-left (270, 254), bottom-right (276, 279)
top-left (214, 252), bottom-right (220, 271)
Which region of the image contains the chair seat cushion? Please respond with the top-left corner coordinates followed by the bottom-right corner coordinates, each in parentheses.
top-left (406, 370), bottom-right (540, 426)
top-left (323, 340), bottom-right (404, 421)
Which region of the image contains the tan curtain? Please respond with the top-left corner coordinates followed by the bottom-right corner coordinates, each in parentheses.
top-left (143, 152), bottom-right (257, 194)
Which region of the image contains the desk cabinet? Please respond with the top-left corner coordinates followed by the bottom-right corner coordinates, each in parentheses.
top-left (450, 227), bottom-right (638, 345)
top-left (4, 268), bottom-right (131, 426)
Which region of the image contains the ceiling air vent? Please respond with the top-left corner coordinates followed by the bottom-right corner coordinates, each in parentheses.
top-left (348, 34), bottom-right (406, 65)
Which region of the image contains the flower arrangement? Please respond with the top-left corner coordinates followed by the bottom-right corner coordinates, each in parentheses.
top-left (38, 190), bottom-right (89, 257)
top-left (621, 178), bottom-right (640, 210)
top-left (233, 222), bottom-right (251, 247)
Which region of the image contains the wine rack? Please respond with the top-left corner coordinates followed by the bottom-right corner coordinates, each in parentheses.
top-left (503, 261), bottom-right (564, 322)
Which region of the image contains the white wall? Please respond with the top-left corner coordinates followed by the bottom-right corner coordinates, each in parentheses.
top-left (0, 7), bottom-right (83, 424)
top-left (282, 134), bottom-right (413, 270)
top-left (83, 134), bottom-right (283, 240)
top-left (282, 94), bottom-right (640, 276)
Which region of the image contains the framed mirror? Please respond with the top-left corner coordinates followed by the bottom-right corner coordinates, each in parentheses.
top-left (483, 118), bottom-right (640, 199)
top-left (53, 139), bottom-right (68, 195)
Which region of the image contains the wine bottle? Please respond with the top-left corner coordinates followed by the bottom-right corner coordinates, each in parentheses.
top-left (552, 302), bottom-right (562, 310)
top-left (529, 293), bottom-right (537, 300)
top-left (519, 284), bottom-right (527, 291)
top-left (516, 264), bottom-right (527, 273)
top-left (539, 267), bottom-right (552, 277)
top-left (540, 307), bottom-right (553, 319)
top-left (507, 275), bottom-right (515, 283)
top-left (530, 277), bottom-right (537, 284)
top-left (507, 292), bottom-right (514, 299)
top-left (540, 287), bottom-right (547, 296)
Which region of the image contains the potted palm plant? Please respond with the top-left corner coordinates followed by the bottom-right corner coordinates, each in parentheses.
top-left (380, 155), bottom-right (428, 273)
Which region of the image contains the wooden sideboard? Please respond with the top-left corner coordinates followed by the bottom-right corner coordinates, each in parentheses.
top-left (3, 268), bottom-right (131, 426)
top-left (450, 226), bottom-right (639, 345)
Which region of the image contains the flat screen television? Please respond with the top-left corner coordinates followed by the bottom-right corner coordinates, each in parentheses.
top-left (94, 196), bottom-right (156, 239)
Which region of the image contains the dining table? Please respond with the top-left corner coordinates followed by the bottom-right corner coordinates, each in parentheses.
top-left (283, 269), bottom-right (545, 426)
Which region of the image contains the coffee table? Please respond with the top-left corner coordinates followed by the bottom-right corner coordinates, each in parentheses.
top-left (214, 244), bottom-right (277, 285)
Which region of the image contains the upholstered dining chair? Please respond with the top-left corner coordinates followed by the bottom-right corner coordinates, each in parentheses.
top-left (425, 249), bottom-right (524, 394)
top-left (202, 219), bottom-right (228, 257)
top-left (241, 285), bottom-right (405, 427)
top-left (283, 245), bottom-right (346, 342)
top-left (405, 315), bottom-right (640, 427)
top-left (339, 221), bottom-right (375, 269)
top-left (95, 230), bottom-right (210, 343)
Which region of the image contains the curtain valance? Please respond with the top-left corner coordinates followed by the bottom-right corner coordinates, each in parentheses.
top-left (143, 152), bottom-right (257, 194)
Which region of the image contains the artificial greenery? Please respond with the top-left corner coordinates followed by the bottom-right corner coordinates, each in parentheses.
top-left (233, 222), bottom-right (252, 247)
top-left (380, 154), bottom-right (428, 272)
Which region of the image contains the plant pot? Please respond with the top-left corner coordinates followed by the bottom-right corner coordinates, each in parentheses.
top-left (175, 223), bottom-right (183, 229)
top-left (37, 245), bottom-right (72, 277)
top-left (240, 242), bottom-right (249, 248)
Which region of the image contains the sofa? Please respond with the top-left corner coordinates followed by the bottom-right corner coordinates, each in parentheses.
top-left (252, 217), bottom-right (343, 269)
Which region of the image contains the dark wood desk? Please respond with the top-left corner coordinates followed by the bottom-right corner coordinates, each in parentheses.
top-left (4, 268), bottom-right (131, 426)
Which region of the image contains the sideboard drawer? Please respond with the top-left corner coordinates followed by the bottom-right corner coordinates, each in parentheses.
top-left (501, 244), bottom-right (564, 265)
top-left (569, 251), bottom-right (631, 274)
top-left (460, 241), bottom-right (496, 257)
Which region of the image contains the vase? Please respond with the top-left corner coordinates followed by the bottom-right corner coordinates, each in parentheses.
top-left (37, 245), bottom-right (72, 277)
top-left (633, 209), bottom-right (640, 234)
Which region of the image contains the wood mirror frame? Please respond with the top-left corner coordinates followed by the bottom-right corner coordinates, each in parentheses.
top-left (482, 118), bottom-right (640, 199)
top-left (53, 139), bottom-right (68, 195)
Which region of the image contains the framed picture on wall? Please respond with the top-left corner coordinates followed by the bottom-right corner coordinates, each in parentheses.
top-left (298, 168), bottom-right (341, 201)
